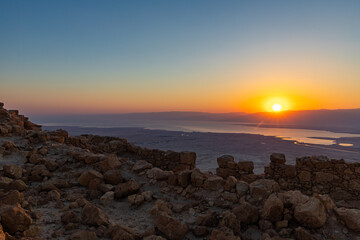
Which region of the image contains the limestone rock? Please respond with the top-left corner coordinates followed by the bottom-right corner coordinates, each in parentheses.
top-left (146, 168), bottom-right (171, 181)
top-left (294, 197), bottom-right (326, 228)
top-left (278, 190), bottom-right (310, 208)
top-left (262, 194), bottom-right (284, 222)
top-left (0, 190), bottom-right (24, 205)
top-left (81, 203), bottom-right (109, 226)
top-left (132, 160), bottom-right (152, 173)
top-left (250, 179), bottom-right (280, 201)
top-left (114, 179), bottom-right (140, 198)
top-left (156, 214), bottom-right (188, 240)
top-left (128, 194), bottom-right (144, 206)
top-left (104, 169), bottom-right (123, 185)
top-left (3, 164), bottom-right (23, 179)
top-left (204, 176), bottom-right (224, 191)
top-left (270, 153), bottom-right (286, 164)
top-left (106, 224), bottom-right (142, 240)
top-left (217, 155), bottom-right (235, 168)
top-left (233, 202), bottom-right (258, 224)
top-left (100, 191), bottom-right (114, 206)
top-left (235, 180), bottom-right (249, 197)
top-left (334, 207), bottom-right (360, 232)
top-left (150, 200), bottom-right (172, 216)
top-left (224, 176), bottom-right (238, 191)
top-left (78, 170), bottom-right (103, 187)
top-left (0, 205), bottom-right (32, 234)
top-left (191, 168), bottom-right (206, 187)
top-left (178, 170), bottom-right (192, 187)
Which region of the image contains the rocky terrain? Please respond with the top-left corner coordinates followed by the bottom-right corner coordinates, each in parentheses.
top-left (1, 102), bottom-right (360, 240)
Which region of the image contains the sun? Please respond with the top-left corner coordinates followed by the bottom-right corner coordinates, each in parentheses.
top-left (272, 103), bottom-right (282, 112)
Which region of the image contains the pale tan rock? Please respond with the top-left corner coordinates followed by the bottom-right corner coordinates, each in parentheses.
top-left (262, 194), bottom-right (284, 222)
top-left (204, 176), bottom-right (224, 191)
top-left (128, 194), bottom-right (144, 206)
top-left (294, 197), bottom-right (326, 228)
top-left (191, 168), bottom-right (206, 187)
top-left (100, 191), bottom-right (114, 206)
top-left (334, 207), bottom-right (360, 232)
top-left (150, 199), bottom-right (172, 216)
top-left (249, 179), bottom-right (280, 201)
top-left (3, 164), bottom-right (22, 179)
top-left (69, 230), bottom-right (98, 240)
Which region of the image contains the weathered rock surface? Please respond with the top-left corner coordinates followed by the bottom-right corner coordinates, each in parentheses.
top-left (294, 197), bottom-right (326, 228)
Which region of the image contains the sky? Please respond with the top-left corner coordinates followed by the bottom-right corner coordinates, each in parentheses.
top-left (0, 0), bottom-right (359, 115)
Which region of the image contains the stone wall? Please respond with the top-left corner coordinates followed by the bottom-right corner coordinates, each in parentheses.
top-left (265, 153), bottom-right (360, 200)
top-left (0, 102), bottom-right (42, 136)
top-left (215, 155), bottom-right (259, 183)
top-left (66, 134), bottom-right (196, 172)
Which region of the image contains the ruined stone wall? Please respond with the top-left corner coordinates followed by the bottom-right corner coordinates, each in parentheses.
top-left (66, 134), bottom-right (196, 172)
top-left (215, 155), bottom-right (259, 183)
top-left (0, 102), bottom-right (42, 136)
top-left (265, 153), bottom-right (360, 200)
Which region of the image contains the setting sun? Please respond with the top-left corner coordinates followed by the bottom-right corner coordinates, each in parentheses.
top-left (272, 104), bottom-right (282, 112)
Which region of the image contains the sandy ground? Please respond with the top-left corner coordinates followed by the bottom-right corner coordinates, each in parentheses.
top-left (44, 126), bottom-right (360, 174)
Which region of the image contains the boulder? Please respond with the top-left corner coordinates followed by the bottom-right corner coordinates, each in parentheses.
top-left (178, 170), bottom-right (192, 187)
top-left (204, 176), bottom-right (224, 191)
top-left (3, 164), bottom-right (23, 179)
top-left (142, 190), bottom-right (153, 202)
top-left (0, 205), bottom-right (32, 234)
top-left (192, 226), bottom-right (209, 237)
top-left (143, 236), bottom-right (166, 240)
top-left (233, 202), bottom-right (258, 224)
top-left (262, 194), bottom-right (284, 222)
top-left (78, 170), bottom-right (103, 187)
top-left (128, 194), bottom-right (144, 206)
top-left (0, 190), bottom-right (24, 205)
top-left (334, 207), bottom-right (360, 232)
top-left (61, 210), bottom-right (79, 224)
top-left (249, 179), bottom-right (280, 201)
top-left (146, 168), bottom-right (171, 181)
top-left (196, 211), bottom-right (219, 227)
top-left (191, 168), bottom-right (206, 187)
top-left (235, 180), bottom-right (249, 197)
top-left (99, 156), bottom-right (122, 173)
top-left (237, 161), bottom-right (254, 173)
top-left (104, 169), bottom-right (123, 185)
top-left (150, 200), bottom-right (172, 216)
top-left (224, 176), bottom-right (238, 191)
top-left (156, 214), bottom-right (188, 240)
top-left (294, 197), bottom-right (326, 228)
top-left (114, 180), bottom-right (140, 198)
top-left (278, 190), bottom-right (310, 208)
top-left (132, 160), bottom-right (152, 173)
top-left (82, 203), bottom-right (109, 226)
top-left (100, 191), bottom-right (114, 206)
top-left (314, 194), bottom-right (335, 212)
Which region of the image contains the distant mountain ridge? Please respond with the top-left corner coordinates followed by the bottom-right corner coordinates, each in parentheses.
top-left (31, 109), bottom-right (360, 134)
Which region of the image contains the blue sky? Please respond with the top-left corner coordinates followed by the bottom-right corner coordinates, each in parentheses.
top-left (0, 0), bottom-right (359, 114)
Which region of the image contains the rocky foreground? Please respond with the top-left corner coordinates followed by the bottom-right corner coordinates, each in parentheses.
top-left (0, 102), bottom-right (360, 240)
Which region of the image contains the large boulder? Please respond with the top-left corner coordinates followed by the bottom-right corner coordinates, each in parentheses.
top-left (262, 194), bottom-right (284, 222)
top-left (250, 179), bottom-right (280, 202)
top-left (294, 197), bottom-right (326, 228)
top-left (104, 169), bottom-right (123, 185)
top-left (78, 170), bottom-right (103, 187)
top-left (278, 190), bottom-right (309, 208)
top-left (150, 200), bottom-right (172, 216)
top-left (81, 203), bottom-right (109, 226)
top-left (235, 181), bottom-right (249, 197)
top-left (114, 180), bottom-right (140, 198)
top-left (217, 155), bottom-right (235, 168)
top-left (0, 205), bottom-right (32, 234)
top-left (155, 214), bottom-right (188, 240)
top-left (334, 207), bottom-right (360, 232)
top-left (3, 164), bottom-right (23, 179)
